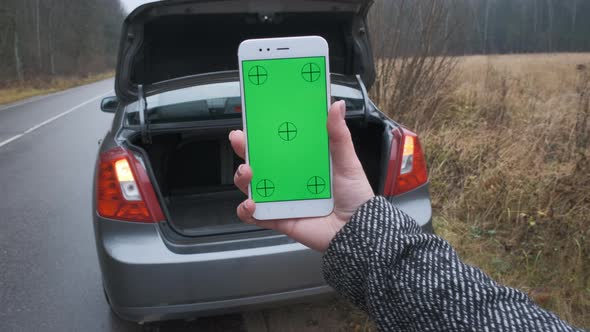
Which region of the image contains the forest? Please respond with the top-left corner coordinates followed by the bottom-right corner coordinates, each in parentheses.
top-left (371, 0), bottom-right (590, 57)
top-left (0, 0), bottom-right (124, 83)
top-left (450, 0), bottom-right (590, 54)
top-left (1, 0), bottom-right (590, 83)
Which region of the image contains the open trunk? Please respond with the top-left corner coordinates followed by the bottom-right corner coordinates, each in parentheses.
top-left (131, 120), bottom-right (386, 236)
top-left (115, 0), bottom-right (375, 102)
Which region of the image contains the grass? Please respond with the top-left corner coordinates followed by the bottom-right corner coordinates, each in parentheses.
top-left (355, 53), bottom-right (590, 330)
top-left (429, 53), bottom-right (590, 329)
top-left (0, 71), bottom-right (114, 106)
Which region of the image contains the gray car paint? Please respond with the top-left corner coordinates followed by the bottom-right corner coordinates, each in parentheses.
top-left (94, 92), bottom-right (432, 323)
top-left (95, 0), bottom-right (431, 320)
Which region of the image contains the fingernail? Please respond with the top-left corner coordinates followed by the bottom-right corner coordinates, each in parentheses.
top-left (228, 130), bottom-right (235, 141)
top-left (237, 164), bottom-right (244, 176)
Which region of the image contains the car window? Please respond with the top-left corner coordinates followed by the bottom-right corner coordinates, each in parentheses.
top-left (125, 81), bottom-right (365, 126)
top-left (332, 83), bottom-right (364, 111)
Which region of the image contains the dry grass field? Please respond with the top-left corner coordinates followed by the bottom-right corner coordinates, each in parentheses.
top-left (391, 53), bottom-right (589, 329)
top-left (0, 71), bottom-right (114, 106)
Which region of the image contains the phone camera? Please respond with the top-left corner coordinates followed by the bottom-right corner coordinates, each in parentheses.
top-left (267, 48), bottom-right (270, 51)
top-left (259, 48), bottom-right (262, 52)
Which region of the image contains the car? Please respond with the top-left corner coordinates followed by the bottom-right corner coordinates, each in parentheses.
top-left (93, 0), bottom-right (433, 323)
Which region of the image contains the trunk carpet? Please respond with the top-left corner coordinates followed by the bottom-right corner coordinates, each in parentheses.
top-left (166, 189), bottom-right (245, 231)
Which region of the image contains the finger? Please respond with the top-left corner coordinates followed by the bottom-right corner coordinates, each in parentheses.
top-left (229, 130), bottom-right (246, 160)
top-left (327, 101), bottom-right (363, 174)
top-left (256, 219), bottom-right (295, 234)
top-left (234, 164), bottom-right (253, 195)
top-left (236, 199), bottom-right (295, 233)
top-left (255, 218), bottom-right (329, 252)
top-left (237, 199), bottom-right (257, 224)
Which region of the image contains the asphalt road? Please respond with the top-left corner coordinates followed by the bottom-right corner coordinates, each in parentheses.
top-left (0, 80), bottom-right (352, 332)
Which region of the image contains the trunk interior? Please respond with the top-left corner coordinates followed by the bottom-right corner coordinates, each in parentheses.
top-left (132, 13), bottom-right (357, 86)
top-left (131, 120), bottom-right (385, 236)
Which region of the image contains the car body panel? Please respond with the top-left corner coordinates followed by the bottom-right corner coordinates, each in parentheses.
top-left (94, 196), bottom-right (431, 323)
top-left (95, 217), bottom-right (325, 306)
top-left (389, 183), bottom-right (433, 229)
top-left (113, 286), bottom-right (333, 322)
top-left (94, 84), bottom-right (433, 322)
top-left (95, 0), bottom-right (433, 323)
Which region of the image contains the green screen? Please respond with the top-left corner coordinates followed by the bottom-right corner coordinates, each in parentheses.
top-left (242, 56), bottom-right (331, 203)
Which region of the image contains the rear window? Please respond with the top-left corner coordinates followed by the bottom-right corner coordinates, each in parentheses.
top-left (125, 81), bottom-right (364, 126)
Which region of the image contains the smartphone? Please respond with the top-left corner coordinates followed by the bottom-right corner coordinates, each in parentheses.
top-left (238, 36), bottom-right (334, 220)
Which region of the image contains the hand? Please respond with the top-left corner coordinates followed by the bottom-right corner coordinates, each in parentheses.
top-left (228, 100), bottom-right (375, 252)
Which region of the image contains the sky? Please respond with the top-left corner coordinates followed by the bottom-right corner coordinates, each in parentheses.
top-left (120, 0), bottom-right (154, 13)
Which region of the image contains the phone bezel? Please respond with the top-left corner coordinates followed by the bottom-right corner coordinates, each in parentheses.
top-left (238, 36), bottom-right (334, 220)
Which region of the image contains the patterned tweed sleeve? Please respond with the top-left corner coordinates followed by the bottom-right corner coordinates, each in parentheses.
top-left (323, 196), bottom-right (584, 332)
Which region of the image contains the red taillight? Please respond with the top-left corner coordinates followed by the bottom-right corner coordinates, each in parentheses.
top-left (97, 147), bottom-right (164, 223)
top-left (384, 128), bottom-right (428, 196)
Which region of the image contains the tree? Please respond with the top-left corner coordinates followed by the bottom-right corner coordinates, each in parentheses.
top-left (369, 0), bottom-right (461, 129)
top-left (0, 0), bottom-right (124, 82)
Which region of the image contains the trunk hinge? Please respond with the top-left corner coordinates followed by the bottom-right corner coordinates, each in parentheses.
top-left (137, 84), bottom-right (151, 144)
top-left (356, 74), bottom-right (371, 127)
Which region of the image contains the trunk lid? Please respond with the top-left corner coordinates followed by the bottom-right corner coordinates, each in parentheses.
top-left (115, 0), bottom-right (375, 102)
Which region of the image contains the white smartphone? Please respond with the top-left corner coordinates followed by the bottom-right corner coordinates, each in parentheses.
top-left (238, 36), bottom-right (334, 220)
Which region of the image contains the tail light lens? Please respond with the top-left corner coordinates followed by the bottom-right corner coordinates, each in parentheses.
top-left (384, 128), bottom-right (428, 196)
top-left (97, 147), bottom-right (164, 223)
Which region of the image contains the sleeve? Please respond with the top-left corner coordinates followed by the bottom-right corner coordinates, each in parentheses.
top-left (322, 196), bottom-right (584, 332)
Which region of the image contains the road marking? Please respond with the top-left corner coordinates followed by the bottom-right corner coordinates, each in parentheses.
top-left (0, 90), bottom-right (113, 149)
top-left (0, 78), bottom-right (113, 112)
top-left (0, 89), bottom-right (70, 112)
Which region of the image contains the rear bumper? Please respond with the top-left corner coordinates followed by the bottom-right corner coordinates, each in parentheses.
top-left (111, 285), bottom-right (333, 322)
top-left (93, 216), bottom-right (329, 323)
top-left (389, 183), bottom-right (432, 229)
top-left (93, 183), bottom-right (433, 323)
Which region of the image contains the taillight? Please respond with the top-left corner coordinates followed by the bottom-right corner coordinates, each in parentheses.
top-left (96, 147), bottom-right (164, 223)
top-left (384, 127), bottom-right (428, 196)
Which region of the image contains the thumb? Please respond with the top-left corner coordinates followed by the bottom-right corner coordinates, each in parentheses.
top-left (327, 101), bottom-right (363, 175)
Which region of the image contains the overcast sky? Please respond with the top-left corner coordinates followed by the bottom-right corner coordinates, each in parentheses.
top-left (120, 0), bottom-right (154, 13)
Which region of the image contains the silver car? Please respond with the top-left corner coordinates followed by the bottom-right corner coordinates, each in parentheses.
top-left (93, 0), bottom-right (433, 323)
